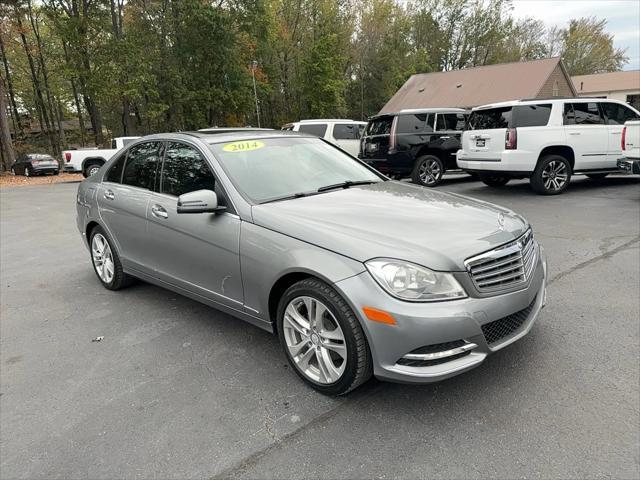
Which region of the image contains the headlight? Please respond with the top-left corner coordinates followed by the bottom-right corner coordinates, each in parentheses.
top-left (365, 259), bottom-right (467, 302)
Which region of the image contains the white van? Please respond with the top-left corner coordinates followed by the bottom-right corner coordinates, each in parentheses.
top-left (282, 119), bottom-right (367, 157)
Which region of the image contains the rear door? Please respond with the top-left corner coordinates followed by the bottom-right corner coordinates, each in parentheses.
top-left (464, 106), bottom-right (512, 159)
top-left (145, 141), bottom-right (243, 308)
top-left (360, 116), bottom-right (393, 160)
top-left (563, 102), bottom-right (609, 169)
top-left (331, 123), bottom-right (361, 156)
top-left (601, 102), bottom-right (640, 164)
top-left (97, 142), bottom-right (162, 272)
top-left (434, 112), bottom-right (467, 169)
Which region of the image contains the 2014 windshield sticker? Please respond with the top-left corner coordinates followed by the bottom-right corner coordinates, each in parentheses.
top-left (222, 140), bottom-right (265, 152)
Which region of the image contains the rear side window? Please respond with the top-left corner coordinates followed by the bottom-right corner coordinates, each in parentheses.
top-left (397, 114), bottom-right (427, 134)
top-left (105, 153), bottom-right (126, 183)
top-left (436, 113), bottom-right (466, 131)
top-left (365, 117), bottom-right (393, 136)
top-left (122, 142), bottom-right (162, 190)
top-left (469, 107), bottom-right (512, 129)
top-left (512, 104), bottom-right (551, 127)
top-left (601, 102), bottom-right (639, 125)
top-left (298, 124), bottom-right (327, 137)
top-left (333, 124), bottom-right (359, 140)
top-left (564, 103), bottom-right (604, 125)
top-left (161, 142), bottom-right (216, 197)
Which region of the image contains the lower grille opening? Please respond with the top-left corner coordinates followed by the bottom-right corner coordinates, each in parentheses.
top-left (482, 295), bottom-right (537, 345)
top-left (397, 350), bottom-right (472, 367)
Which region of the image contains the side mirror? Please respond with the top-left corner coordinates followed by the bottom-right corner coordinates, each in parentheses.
top-left (177, 189), bottom-right (226, 214)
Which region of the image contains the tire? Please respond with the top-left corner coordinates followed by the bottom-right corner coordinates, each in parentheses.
top-left (277, 278), bottom-right (372, 396)
top-left (411, 155), bottom-right (444, 187)
top-left (479, 174), bottom-right (510, 187)
top-left (89, 225), bottom-right (132, 290)
top-left (24, 166), bottom-right (31, 177)
top-left (531, 154), bottom-right (572, 195)
top-left (586, 173), bottom-right (608, 180)
top-left (53, 170), bottom-right (59, 176)
top-left (84, 162), bottom-right (103, 178)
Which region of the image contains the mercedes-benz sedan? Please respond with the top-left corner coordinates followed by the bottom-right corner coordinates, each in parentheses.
top-left (76, 131), bottom-right (547, 395)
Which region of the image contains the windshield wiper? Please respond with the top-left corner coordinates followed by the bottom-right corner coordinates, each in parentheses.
top-left (260, 191), bottom-right (318, 204)
top-left (317, 180), bottom-right (378, 192)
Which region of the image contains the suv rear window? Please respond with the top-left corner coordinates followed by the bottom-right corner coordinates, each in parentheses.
top-left (298, 123), bottom-right (327, 137)
top-left (365, 117), bottom-right (393, 136)
top-left (469, 104), bottom-right (551, 129)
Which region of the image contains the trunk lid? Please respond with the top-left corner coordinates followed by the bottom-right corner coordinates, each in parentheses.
top-left (360, 115), bottom-right (393, 159)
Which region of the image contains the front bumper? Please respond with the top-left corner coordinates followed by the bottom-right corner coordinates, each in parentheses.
top-left (334, 246), bottom-right (547, 384)
top-left (617, 158), bottom-right (640, 174)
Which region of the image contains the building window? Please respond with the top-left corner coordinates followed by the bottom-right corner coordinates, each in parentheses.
top-left (627, 94), bottom-right (640, 110)
top-left (552, 80), bottom-right (559, 97)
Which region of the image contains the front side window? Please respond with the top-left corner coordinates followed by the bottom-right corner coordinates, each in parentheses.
top-left (161, 142), bottom-right (216, 197)
top-left (564, 102), bottom-right (604, 125)
top-left (436, 113), bottom-right (466, 131)
top-left (122, 142), bottom-right (162, 190)
top-left (298, 123), bottom-right (328, 137)
top-left (105, 153), bottom-right (127, 183)
top-left (209, 137), bottom-right (382, 204)
top-left (601, 102), bottom-right (640, 125)
top-left (333, 124), bottom-right (359, 140)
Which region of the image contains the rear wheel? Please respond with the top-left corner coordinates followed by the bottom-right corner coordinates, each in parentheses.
top-left (586, 173), bottom-right (608, 180)
top-left (531, 155), bottom-right (572, 195)
top-left (277, 278), bottom-right (372, 396)
top-left (411, 155), bottom-right (443, 187)
top-left (89, 226), bottom-right (132, 290)
top-left (479, 174), bottom-right (510, 187)
top-left (84, 162), bottom-right (103, 178)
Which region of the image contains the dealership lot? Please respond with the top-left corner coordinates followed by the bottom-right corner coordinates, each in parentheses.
top-left (1, 176), bottom-right (638, 479)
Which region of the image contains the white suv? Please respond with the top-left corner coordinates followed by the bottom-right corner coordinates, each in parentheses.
top-left (282, 119), bottom-right (367, 157)
top-left (457, 98), bottom-right (640, 194)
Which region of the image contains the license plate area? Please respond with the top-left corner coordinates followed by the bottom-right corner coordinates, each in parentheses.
top-left (366, 143), bottom-right (378, 153)
top-left (475, 139), bottom-right (486, 147)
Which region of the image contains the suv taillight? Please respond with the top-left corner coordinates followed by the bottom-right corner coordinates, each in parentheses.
top-left (389, 116), bottom-right (398, 151)
top-left (621, 126), bottom-right (627, 151)
top-left (65, 152), bottom-right (71, 162)
top-left (505, 128), bottom-right (517, 150)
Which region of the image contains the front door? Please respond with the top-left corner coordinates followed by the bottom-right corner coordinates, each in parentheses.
top-left (145, 141), bottom-right (243, 309)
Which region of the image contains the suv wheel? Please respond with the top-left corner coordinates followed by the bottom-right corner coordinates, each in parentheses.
top-left (85, 162), bottom-right (103, 178)
top-left (531, 155), bottom-right (572, 195)
top-left (412, 155), bottom-right (443, 187)
top-left (277, 278), bottom-right (372, 396)
top-left (479, 174), bottom-right (510, 187)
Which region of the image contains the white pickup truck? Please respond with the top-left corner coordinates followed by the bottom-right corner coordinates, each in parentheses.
top-left (63, 136), bottom-right (140, 177)
top-left (617, 120), bottom-right (640, 175)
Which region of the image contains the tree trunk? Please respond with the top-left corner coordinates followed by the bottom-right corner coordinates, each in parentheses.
top-left (0, 33), bottom-right (22, 137)
top-left (62, 40), bottom-right (86, 146)
top-left (0, 76), bottom-right (16, 172)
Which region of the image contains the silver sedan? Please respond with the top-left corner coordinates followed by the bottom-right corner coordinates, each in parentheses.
top-left (76, 131), bottom-right (547, 395)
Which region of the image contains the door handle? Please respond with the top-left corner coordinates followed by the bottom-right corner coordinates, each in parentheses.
top-left (151, 204), bottom-right (168, 219)
top-left (568, 132), bottom-right (581, 136)
top-left (104, 189), bottom-right (115, 200)
top-left (610, 131), bottom-right (621, 135)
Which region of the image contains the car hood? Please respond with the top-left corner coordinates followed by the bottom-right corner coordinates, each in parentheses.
top-left (251, 181), bottom-right (528, 271)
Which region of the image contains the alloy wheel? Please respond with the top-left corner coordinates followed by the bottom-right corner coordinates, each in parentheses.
top-left (91, 233), bottom-right (115, 283)
top-left (418, 158), bottom-right (441, 186)
top-left (87, 165), bottom-right (101, 177)
top-left (541, 160), bottom-right (568, 192)
top-left (283, 296), bottom-right (347, 384)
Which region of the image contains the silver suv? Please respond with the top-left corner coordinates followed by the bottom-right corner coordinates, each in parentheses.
top-left (77, 131), bottom-right (547, 395)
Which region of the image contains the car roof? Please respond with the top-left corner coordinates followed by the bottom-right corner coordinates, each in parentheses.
top-left (297, 119), bottom-right (365, 123)
top-left (198, 127), bottom-right (274, 132)
top-left (371, 107), bottom-right (468, 118)
top-left (473, 97), bottom-right (630, 110)
top-left (139, 130), bottom-right (314, 145)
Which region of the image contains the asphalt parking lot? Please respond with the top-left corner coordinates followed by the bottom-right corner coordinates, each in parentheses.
top-left (1, 174), bottom-right (639, 479)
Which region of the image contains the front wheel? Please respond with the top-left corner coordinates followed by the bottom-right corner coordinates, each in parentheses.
top-left (479, 174), bottom-right (510, 187)
top-left (531, 155), bottom-right (572, 195)
top-left (277, 278), bottom-right (372, 395)
top-left (411, 155), bottom-right (444, 187)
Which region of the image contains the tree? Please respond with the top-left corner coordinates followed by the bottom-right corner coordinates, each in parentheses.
top-left (560, 17), bottom-right (628, 75)
top-left (0, 74), bottom-right (16, 172)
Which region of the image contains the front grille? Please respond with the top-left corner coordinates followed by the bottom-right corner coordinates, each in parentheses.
top-left (481, 295), bottom-right (537, 345)
top-left (466, 229), bottom-right (536, 293)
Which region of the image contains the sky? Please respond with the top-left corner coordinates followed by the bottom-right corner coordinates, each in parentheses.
top-left (510, 0), bottom-right (640, 71)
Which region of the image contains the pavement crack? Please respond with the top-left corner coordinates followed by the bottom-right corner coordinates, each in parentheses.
top-left (548, 236), bottom-right (639, 286)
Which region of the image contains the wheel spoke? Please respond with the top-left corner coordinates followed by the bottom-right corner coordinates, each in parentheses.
top-left (302, 297), bottom-right (316, 329)
top-left (320, 328), bottom-right (343, 341)
top-left (315, 349), bottom-right (332, 383)
top-left (288, 338), bottom-right (309, 356)
top-left (320, 348), bottom-right (342, 382)
top-left (284, 304), bottom-right (309, 335)
top-left (295, 346), bottom-right (315, 371)
top-left (322, 339), bottom-right (346, 359)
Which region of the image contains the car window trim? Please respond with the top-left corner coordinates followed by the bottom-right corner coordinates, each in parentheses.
top-left (159, 139), bottom-right (237, 215)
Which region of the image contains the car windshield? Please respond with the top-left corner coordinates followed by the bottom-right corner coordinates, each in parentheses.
top-left (209, 137), bottom-right (383, 203)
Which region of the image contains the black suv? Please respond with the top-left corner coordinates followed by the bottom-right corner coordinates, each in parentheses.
top-left (359, 108), bottom-right (469, 186)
